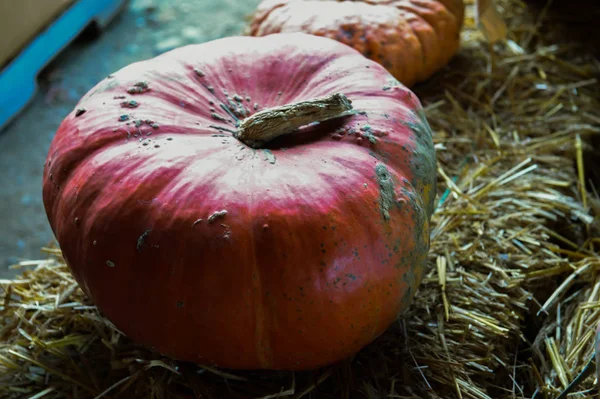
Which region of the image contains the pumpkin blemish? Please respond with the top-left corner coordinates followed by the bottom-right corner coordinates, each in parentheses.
top-left (360, 125), bottom-right (377, 144)
top-left (137, 229), bottom-right (151, 253)
top-left (211, 113), bottom-right (228, 122)
top-left (207, 210), bottom-right (227, 223)
top-left (375, 163), bottom-right (396, 221)
top-left (263, 149), bottom-right (276, 165)
top-left (219, 103), bottom-right (239, 121)
top-left (121, 100), bottom-right (139, 108)
top-left (127, 81), bottom-right (149, 94)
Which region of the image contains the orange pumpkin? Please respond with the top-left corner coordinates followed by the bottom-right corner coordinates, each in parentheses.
top-left (246, 0), bottom-right (465, 87)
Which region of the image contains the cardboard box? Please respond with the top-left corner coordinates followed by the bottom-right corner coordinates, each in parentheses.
top-left (0, 1), bottom-right (75, 68)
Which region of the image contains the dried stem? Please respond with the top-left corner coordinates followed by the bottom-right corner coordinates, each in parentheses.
top-left (235, 93), bottom-right (354, 148)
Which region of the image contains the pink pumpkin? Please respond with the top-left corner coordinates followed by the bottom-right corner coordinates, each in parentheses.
top-left (42, 33), bottom-right (436, 370)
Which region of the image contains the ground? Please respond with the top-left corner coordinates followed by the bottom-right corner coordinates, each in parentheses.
top-left (0, 0), bottom-right (260, 278)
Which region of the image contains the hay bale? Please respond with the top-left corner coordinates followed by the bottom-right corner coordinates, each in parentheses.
top-left (1, 0), bottom-right (598, 398)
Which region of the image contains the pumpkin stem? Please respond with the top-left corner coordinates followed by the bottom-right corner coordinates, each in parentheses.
top-left (235, 93), bottom-right (354, 148)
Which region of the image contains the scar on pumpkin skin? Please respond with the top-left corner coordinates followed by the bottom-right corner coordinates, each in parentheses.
top-left (127, 81), bottom-right (150, 94)
top-left (137, 229), bottom-right (151, 253)
top-left (120, 100), bottom-right (139, 108)
top-left (211, 113), bottom-right (228, 122)
top-left (263, 149), bottom-right (276, 164)
top-left (361, 125), bottom-right (377, 144)
top-left (197, 79), bottom-right (242, 124)
top-left (375, 163), bottom-right (397, 221)
top-left (220, 102), bottom-right (241, 121)
top-left (207, 210), bottom-right (228, 223)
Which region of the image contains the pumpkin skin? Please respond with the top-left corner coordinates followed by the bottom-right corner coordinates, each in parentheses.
top-left (246, 0), bottom-right (465, 87)
top-left (42, 32), bottom-right (436, 371)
